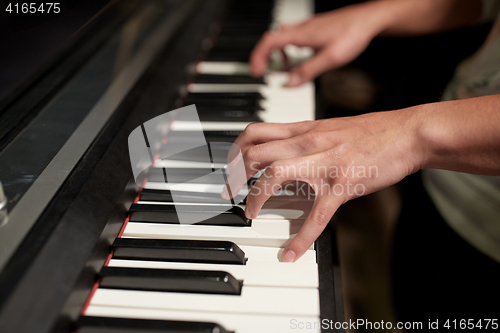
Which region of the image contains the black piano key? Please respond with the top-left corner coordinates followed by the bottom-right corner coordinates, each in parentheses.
top-left (198, 112), bottom-right (262, 123)
top-left (99, 267), bottom-right (243, 295)
top-left (220, 22), bottom-right (271, 34)
top-left (163, 131), bottom-right (240, 144)
top-left (169, 130), bottom-right (242, 137)
top-left (146, 169), bottom-right (214, 183)
top-left (204, 130), bottom-right (244, 139)
top-left (158, 146), bottom-right (232, 164)
top-left (216, 30), bottom-right (266, 39)
top-left (213, 35), bottom-right (261, 49)
top-left (195, 106), bottom-right (262, 114)
top-left (208, 45), bottom-right (256, 54)
top-left (141, 188), bottom-right (221, 202)
top-left (159, 144), bottom-right (231, 163)
top-left (167, 133), bottom-right (240, 143)
top-left (144, 169), bottom-right (258, 185)
top-left (129, 203), bottom-right (251, 227)
top-left (192, 74), bottom-right (264, 84)
top-left (204, 130), bottom-right (241, 141)
top-left (186, 92), bottom-right (264, 100)
top-left (77, 316), bottom-right (233, 333)
top-left (146, 170), bottom-right (225, 184)
top-left (184, 98), bottom-right (263, 110)
top-left (139, 189), bottom-right (247, 205)
top-left (204, 52), bottom-right (252, 63)
top-left (112, 238), bottom-right (246, 265)
top-left (196, 105), bottom-right (262, 114)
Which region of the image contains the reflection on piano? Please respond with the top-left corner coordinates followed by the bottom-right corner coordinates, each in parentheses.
top-left (0, 1), bottom-right (343, 332)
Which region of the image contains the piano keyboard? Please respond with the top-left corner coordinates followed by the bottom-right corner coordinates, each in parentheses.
top-left (77, 1), bottom-right (325, 332)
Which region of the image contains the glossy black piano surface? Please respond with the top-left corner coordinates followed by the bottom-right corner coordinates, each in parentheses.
top-left (0, 1), bottom-right (343, 332)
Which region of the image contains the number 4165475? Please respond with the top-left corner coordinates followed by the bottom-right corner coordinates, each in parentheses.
top-left (444, 319), bottom-right (498, 330)
top-left (5, 3), bottom-right (60, 14)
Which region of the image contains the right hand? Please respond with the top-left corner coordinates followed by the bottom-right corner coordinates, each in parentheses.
top-left (249, 1), bottom-right (391, 86)
top-left (224, 107), bottom-right (424, 261)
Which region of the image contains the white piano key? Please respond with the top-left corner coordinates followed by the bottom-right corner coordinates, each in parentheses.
top-left (123, 218), bottom-right (311, 249)
top-left (185, 70), bottom-right (314, 124)
top-left (143, 182), bottom-right (250, 197)
top-left (152, 160), bottom-right (226, 169)
top-left (225, 243), bottom-right (315, 262)
top-left (170, 121), bottom-right (251, 131)
top-left (85, 306), bottom-right (321, 333)
top-left (196, 61), bottom-right (251, 75)
top-left (143, 181), bottom-right (299, 198)
top-left (90, 285), bottom-right (320, 317)
top-left (274, 0), bottom-right (314, 25)
top-left (187, 83), bottom-right (263, 93)
top-left (108, 259), bottom-right (319, 288)
top-left (258, 72), bottom-right (314, 123)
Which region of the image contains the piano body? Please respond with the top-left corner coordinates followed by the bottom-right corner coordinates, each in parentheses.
top-left (0, 1), bottom-right (344, 332)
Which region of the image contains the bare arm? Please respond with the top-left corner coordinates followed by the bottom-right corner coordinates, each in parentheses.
top-left (227, 95), bottom-right (500, 262)
top-left (417, 94), bottom-right (500, 174)
top-left (250, 0), bottom-right (483, 86)
top-left (380, 0), bottom-right (482, 36)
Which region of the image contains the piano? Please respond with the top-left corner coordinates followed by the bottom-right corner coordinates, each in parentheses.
top-left (0, 1), bottom-right (344, 332)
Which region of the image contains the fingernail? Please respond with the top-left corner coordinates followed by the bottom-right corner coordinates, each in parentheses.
top-left (287, 73), bottom-right (301, 87)
top-left (281, 249), bottom-right (296, 262)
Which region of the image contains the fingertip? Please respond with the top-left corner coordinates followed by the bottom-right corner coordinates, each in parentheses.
top-left (250, 60), bottom-right (265, 77)
top-left (280, 249), bottom-right (296, 262)
top-left (250, 67), bottom-right (262, 78)
top-left (286, 72), bottom-right (302, 87)
top-left (244, 206), bottom-right (253, 219)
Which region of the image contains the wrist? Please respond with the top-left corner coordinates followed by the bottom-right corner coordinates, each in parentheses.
top-left (360, 0), bottom-right (405, 37)
top-left (405, 102), bottom-right (451, 171)
top-left (396, 105), bottom-right (431, 173)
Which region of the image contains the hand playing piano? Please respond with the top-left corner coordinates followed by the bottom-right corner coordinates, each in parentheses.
top-left (226, 108), bottom-right (422, 262)
top-left (249, 1), bottom-right (391, 87)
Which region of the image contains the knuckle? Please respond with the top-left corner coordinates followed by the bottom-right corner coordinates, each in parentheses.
top-left (268, 161), bottom-right (284, 178)
top-left (261, 31), bottom-right (276, 43)
top-left (325, 47), bottom-right (341, 64)
top-left (245, 145), bottom-right (261, 163)
top-left (302, 131), bottom-right (324, 149)
top-left (295, 64), bottom-right (311, 79)
top-left (242, 123), bottom-right (260, 138)
top-left (293, 236), bottom-right (312, 250)
top-left (310, 210), bottom-right (330, 227)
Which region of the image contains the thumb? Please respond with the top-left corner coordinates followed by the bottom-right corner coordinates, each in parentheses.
top-left (286, 47), bottom-right (337, 87)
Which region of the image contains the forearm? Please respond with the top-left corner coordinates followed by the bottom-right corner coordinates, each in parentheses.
top-left (365, 0), bottom-right (483, 37)
top-left (412, 95), bottom-right (500, 175)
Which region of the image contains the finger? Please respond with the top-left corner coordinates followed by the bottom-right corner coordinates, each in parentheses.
top-left (224, 136), bottom-right (308, 200)
top-left (244, 162), bottom-right (291, 219)
top-left (241, 131), bottom-right (329, 181)
top-left (279, 23), bottom-right (297, 32)
top-left (250, 30), bottom-right (297, 77)
top-left (221, 154), bottom-right (248, 201)
top-left (230, 121), bottom-right (315, 165)
top-left (287, 48), bottom-right (336, 87)
top-left (280, 49), bottom-right (290, 71)
top-left (223, 138), bottom-right (298, 201)
top-left (281, 194), bottom-right (342, 262)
